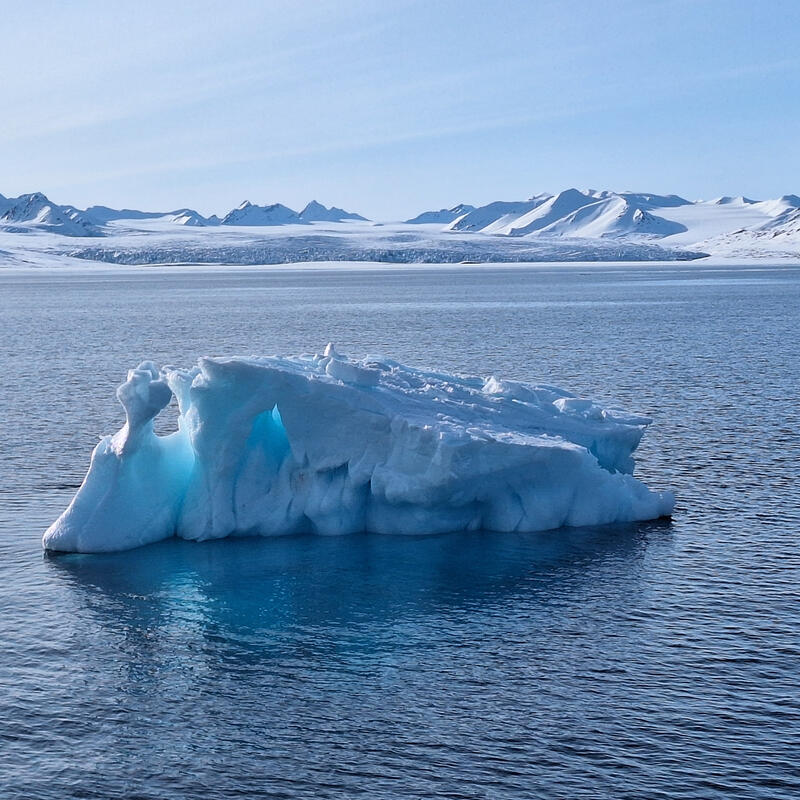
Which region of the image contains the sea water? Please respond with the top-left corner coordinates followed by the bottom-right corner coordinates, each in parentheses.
top-left (1, 262), bottom-right (798, 798)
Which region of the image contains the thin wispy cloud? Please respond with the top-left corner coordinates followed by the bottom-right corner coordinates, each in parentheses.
top-left (2, 0), bottom-right (798, 217)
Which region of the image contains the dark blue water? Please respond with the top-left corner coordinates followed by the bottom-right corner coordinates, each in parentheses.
top-left (1, 263), bottom-right (799, 798)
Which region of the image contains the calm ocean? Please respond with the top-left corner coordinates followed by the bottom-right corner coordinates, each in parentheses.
top-left (1, 262), bottom-right (798, 799)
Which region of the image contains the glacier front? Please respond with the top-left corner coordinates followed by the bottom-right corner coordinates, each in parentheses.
top-left (43, 347), bottom-right (674, 553)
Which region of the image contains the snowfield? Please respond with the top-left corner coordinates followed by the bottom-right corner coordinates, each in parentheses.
top-left (43, 348), bottom-right (674, 553)
top-left (2, 188), bottom-right (799, 267)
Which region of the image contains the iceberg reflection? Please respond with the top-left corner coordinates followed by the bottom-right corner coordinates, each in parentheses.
top-left (47, 522), bottom-right (670, 657)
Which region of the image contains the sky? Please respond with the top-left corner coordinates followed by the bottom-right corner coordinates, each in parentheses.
top-left (2, 0), bottom-right (799, 219)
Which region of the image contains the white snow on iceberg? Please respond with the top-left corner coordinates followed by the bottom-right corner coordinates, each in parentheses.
top-left (43, 348), bottom-right (674, 553)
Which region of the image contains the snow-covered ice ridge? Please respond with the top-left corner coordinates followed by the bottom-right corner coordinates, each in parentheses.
top-left (43, 347), bottom-right (674, 553)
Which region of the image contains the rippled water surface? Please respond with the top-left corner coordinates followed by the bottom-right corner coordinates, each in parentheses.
top-left (1, 262), bottom-right (799, 799)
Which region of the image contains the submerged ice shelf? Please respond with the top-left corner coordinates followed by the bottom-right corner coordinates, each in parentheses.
top-left (43, 347), bottom-right (674, 553)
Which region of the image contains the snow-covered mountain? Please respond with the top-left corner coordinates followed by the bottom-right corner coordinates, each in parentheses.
top-left (0, 192), bottom-right (369, 235)
top-left (765, 206), bottom-right (800, 238)
top-left (696, 196), bottom-right (800, 253)
top-left (82, 205), bottom-right (213, 225)
top-left (448, 198), bottom-right (549, 232)
top-left (389, 189), bottom-right (798, 256)
top-left (478, 190), bottom-right (686, 238)
top-left (218, 200), bottom-right (367, 226)
top-left (710, 195), bottom-right (756, 206)
top-left (221, 201), bottom-right (304, 226)
top-left (0, 192), bottom-right (99, 236)
top-left (83, 206), bottom-right (170, 224)
top-left (299, 200), bottom-right (366, 222)
top-left (405, 204), bottom-right (475, 224)
top-left (441, 189), bottom-right (690, 238)
top-left (170, 209), bottom-right (219, 226)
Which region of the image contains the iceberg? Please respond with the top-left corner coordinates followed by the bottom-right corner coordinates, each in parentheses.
top-left (43, 347), bottom-right (674, 553)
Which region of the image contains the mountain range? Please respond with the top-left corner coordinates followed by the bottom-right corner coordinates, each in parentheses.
top-left (406, 189), bottom-right (800, 243)
top-left (0, 193), bottom-right (366, 236)
top-left (1, 189), bottom-right (799, 257)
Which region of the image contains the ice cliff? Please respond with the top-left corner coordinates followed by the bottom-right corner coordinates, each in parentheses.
top-left (43, 347), bottom-right (674, 553)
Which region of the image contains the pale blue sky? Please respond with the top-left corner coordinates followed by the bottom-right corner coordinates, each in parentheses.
top-left (2, 0), bottom-right (799, 219)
